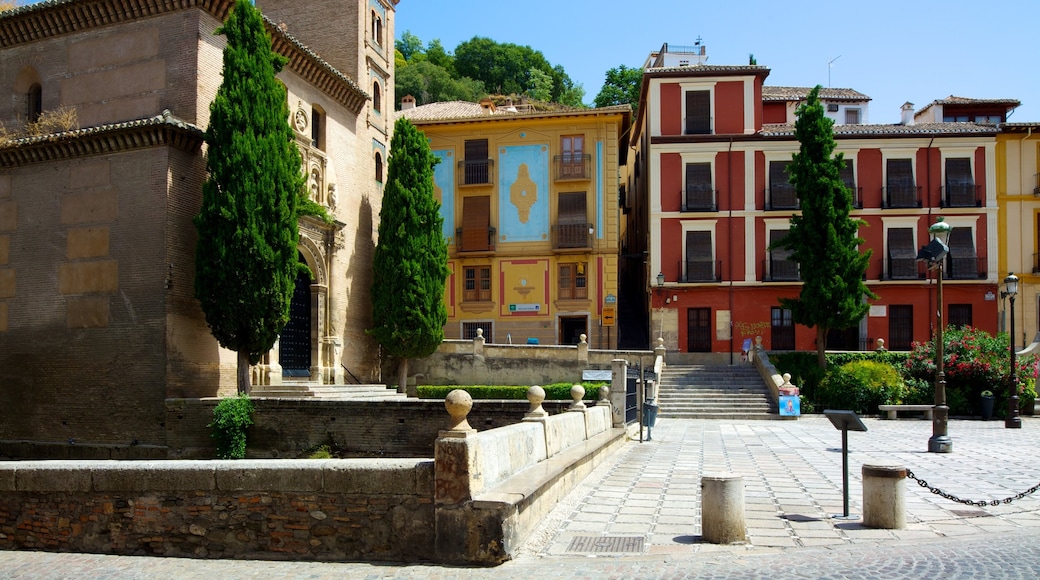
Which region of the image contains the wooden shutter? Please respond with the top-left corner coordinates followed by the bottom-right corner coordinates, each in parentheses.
top-left (945, 158), bottom-right (974, 206)
top-left (558, 192), bottom-right (587, 224)
top-left (461, 196), bottom-right (490, 251)
top-left (887, 159), bottom-right (913, 187)
top-left (464, 139), bottom-right (489, 184)
top-left (685, 231), bottom-right (713, 281)
top-left (685, 90), bottom-right (710, 134)
top-left (840, 160), bottom-right (855, 190)
top-left (769, 161), bottom-right (791, 189)
top-left (684, 163), bottom-right (713, 209)
top-left (887, 228), bottom-right (916, 279)
top-left (948, 227), bottom-right (977, 279)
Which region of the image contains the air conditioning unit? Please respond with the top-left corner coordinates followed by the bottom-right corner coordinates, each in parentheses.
top-left (827, 104), bottom-right (839, 112)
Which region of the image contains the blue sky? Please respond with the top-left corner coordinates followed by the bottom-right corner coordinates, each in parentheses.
top-left (396, 0), bottom-right (1039, 124)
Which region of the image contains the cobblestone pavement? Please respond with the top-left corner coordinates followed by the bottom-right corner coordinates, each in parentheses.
top-left (3, 416), bottom-right (1040, 579)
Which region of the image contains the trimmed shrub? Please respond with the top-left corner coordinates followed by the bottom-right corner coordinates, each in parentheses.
top-left (209, 393), bottom-right (254, 459)
top-left (817, 360), bottom-right (906, 415)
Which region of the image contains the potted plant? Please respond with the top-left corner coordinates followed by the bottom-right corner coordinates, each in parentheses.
top-left (980, 390), bottom-right (995, 420)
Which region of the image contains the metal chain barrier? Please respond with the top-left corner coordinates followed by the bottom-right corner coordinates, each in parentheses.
top-left (906, 469), bottom-right (1040, 507)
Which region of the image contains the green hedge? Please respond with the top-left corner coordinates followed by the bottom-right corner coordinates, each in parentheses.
top-left (416, 382), bottom-right (606, 401)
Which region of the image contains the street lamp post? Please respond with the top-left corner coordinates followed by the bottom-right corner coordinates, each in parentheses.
top-left (917, 217), bottom-right (953, 453)
top-left (1004, 273), bottom-right (1021, 429)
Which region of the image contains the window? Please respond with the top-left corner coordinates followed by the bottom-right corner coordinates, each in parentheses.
top-left (768, 160), bottom-right (797, 209)
top-left (685, 90), bottom-right (710, 134)
top-left (683, 163), bottom-right (715, 211)
top-left (463, 266), bottom-right (491, 302)
top-left (558, 263), bottom-right (588, 299)
top-left (373, 81), bottom-right (381, 113)
top-left (840, 159), bottom-right (859, 207)
top-left (461, 139), bottom-right (491, 185)
top-left (371, 11), bottom-right (382, 46)
top-left (684, 231), bottom-right (715, 282)
top-left (947, 227), bottom-right (979, 280)
top-left (887, 228), bottom-right (918, 279)
top-left (885, 159), bottom-right (916, 207)
top-left (310, 105), bottom-right (325, 150)
top-left (948, 304), bottom-right (972, 329)
top-left (559, 135), bottom-right (586, 179)
top-left (944, 158), bottom-right (976, 207)
top-left (462, 321), bottom-right (491, 342)
top-left (771, 307), bottom-right (794, 350)
top-left (768, 229), bottom-right (799, 281)
top-left (889, 305), bottom-right (913, 351)
top-left (27, 83), bottom-right (42, 123)
top-left (553, 192), bottom-right (588, 249)
top-left (844, 108), bottom-right (861, 124)
top-left (375, 151), bottom-right (383, 183)
top-left (458, 196), bottom-right (493, 252)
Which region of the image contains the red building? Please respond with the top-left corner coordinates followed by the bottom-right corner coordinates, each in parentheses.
top-left (625, 43), bottom-right (1007, 358)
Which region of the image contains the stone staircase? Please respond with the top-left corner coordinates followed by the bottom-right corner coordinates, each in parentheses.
top-left (250, 382), bottom-right (406, 401)
top-left (655, 364), bottom-right (777, 420)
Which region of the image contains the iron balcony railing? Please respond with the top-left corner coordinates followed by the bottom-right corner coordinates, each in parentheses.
top-left (679, 260), bottom-right (723, 283)
top-left (885, 258), bottom-right (927, 280)
top-left (553, 154), bottom-right (591, 180)
top-left (457, 159), bottom-right (494, 186)
top-left (682, 185), bottom-right (717, 212)
top-left (763, 258), bottom-right (800, 282)
top-left (848, 186), bottom-right (863, 209)
top-left (766, 186), bottom-right (799, 210)
top-left (551, 223), bottom-right (593, 250)
top-left (946, 256), bottom-right (988, 280)
top-left (882, 185), bottom-right (922, 208)
top-left (684, 115), bottom-right (712, 135)
top-left (1034, 252), bottom-right (1040, 274)
top-left (454, 226), bottom-right (496, 253)
top-left (941, 184), bottom-right (982, 208)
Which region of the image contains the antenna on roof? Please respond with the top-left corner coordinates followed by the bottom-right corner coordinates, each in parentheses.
top-left (828, 55), bottom-right (841, 88)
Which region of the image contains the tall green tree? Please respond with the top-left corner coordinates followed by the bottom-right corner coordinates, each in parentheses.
top-left (771, 85), bottom-right (875, 370)
top-left (194, 0), bottom-right (306, 394)
top-left (396, 59), bottom-right (485, 108)
top-left (594, 65), bottom-right (643, 116)
top-left (369, 118), bottom-right (449, 392)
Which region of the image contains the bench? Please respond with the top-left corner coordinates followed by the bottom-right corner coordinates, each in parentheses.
top-left (878, 404), bottom-right (934, 420)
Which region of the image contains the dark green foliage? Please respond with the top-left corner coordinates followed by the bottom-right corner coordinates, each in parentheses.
top-left (396, 59), bottom-right (486, 107)
top-left (817, 360), bottom-right (906, 415)
top-left (594, 65), bottom-right (643, 116)
top-left (771, 86), bottom-right (875, 369)
top-left (209, 394), bottom-right (254, 459)
top-left (416, 383), bottom-right (605, 401)
top-left (369, 118), bottom-right (449, 360)
top-left (453, 36), bottom-right (584, 105)
top-left (194, 0), bottom-right (306, 393)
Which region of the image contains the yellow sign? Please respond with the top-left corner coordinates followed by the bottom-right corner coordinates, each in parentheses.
top-left (602, 306), bottom-right (616, 327)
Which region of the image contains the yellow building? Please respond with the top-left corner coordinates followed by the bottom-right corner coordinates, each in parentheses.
top-left (399, 99), bottom-right (631, 348)
top-left (997, 123), bottom-right (1040, 348)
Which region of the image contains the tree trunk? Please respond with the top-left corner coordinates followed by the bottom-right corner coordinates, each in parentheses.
top-left (397, 358), bottom-right (409, 394)
top-left (237, 349), bottom-right (252, 395)
top-left (817, 326), bottom-right (828, 371)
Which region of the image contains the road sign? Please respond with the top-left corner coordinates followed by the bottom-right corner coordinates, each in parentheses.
top-left (602, 306), bottom-right (616, 326)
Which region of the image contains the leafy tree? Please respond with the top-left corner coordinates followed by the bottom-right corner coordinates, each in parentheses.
top-left (194, 0), bottom-right (307, 394)
top-left (454, 36), bottom-right (559, 98)
top-left (594, 64), bottom-right (643, 115)
top-left (526, 67), bottom-right (553, 102)
top-left (395, 30), bottom-right (424, 61)
top-left (425, 38), bottom-right (453, 71)
top-left (369, 118), bottom-right (449, 392)
top-left (771, 85), bottom-right (874, 370)
top-left (396, 59), bottom-right (485, 108)
top-left (550, 64), bottom-right (586, 107)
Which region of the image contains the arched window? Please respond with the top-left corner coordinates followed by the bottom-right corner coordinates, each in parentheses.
top-left (27, 83), bottom-right (42, 123)
top-left (375, 151), bottom-right (383, 183)
top-left (311, 105), bottom-right (325, 151)
top-left (372, 81), bottom-right (381, 113)
top-left (376, 18), bottom-right (383, 46)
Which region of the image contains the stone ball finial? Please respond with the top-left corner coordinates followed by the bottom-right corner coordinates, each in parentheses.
top-left (876, 338), bottom-right (886, 351)
top-left (475, 328), bottom-right (484, 339)
top-left (444, 389), bottom-right (474, 432)
top-left (579, 333), bottom-right (587, 344)
top-left (525, 385), bottom-right (547, 418)
top-left (598, 385), bottom-right (610, 402)
top-left (656, 337), bottom-right (664, 348)
top-left (782, 373), bottom-right (792, 386)
top-left (568, 384), bottom-right (587, 411)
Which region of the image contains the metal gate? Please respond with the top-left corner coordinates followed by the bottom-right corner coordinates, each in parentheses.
top-left (279, 265), bottom-right (311, 377)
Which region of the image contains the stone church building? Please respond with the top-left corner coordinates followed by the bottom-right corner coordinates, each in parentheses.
top-left (0, 0), bottom-right (396, 451)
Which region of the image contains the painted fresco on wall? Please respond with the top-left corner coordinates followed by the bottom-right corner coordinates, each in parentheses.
top-left (433, 149), bottom-right (455, 243)
top-left (498, 145), bottom-right (549, 243)
top-left (499, 259), bottom-right (549, 317)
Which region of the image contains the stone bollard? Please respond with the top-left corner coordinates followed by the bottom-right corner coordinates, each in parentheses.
top-left (523, 385), bottom-right (548, 420)
top-left (862, 463), bottom-right (906, 529)
top-left (701, 473), bottom-right (746, 544)
top-left (568, 384), bottom-right (587, 411)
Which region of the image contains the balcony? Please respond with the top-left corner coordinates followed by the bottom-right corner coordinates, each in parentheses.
top-left (766, 185), bottom-right (798, 210)
top-left (883, 185), bottom-right (921, 208)
top-left (684, 115), bottom-right (712, 135)
top-left (849, 186), bottom-right (863, 209)
top-left (763, 258), bottom-right (800, 282)
top-left (884, 258), bottom-right (926, 280)
top-left (554, 154), bottom-right (591, 181)
top-left (680, 259), bottom-right (722, 283)
top-left (682, 186), bottom-right (717, 212)
top-left (947, 256), bottom-right (987, 280)
top-left (455, 226), bottom-right (496, 253)
top-left (551, 223), bottom-right (593, 250)
top-left (1034, 252), bottom-right (1040, 274)
top-left (941, 184), bottom-right (982, 208)
top-left (457, 159), bottom-right (494, 186)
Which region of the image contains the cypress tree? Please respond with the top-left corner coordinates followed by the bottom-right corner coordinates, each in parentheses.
top-left (772, 85), bottom-right (875, 369)
top-left (194, 0), bottom-right (306, 394)
top-left (369, 117), bottom-right (449, 392)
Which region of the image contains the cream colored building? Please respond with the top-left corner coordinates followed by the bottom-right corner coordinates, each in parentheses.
top-left (0, 0), bottom-right (394, 450)
top-left (997, 123), bottom-right (1040, 348)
